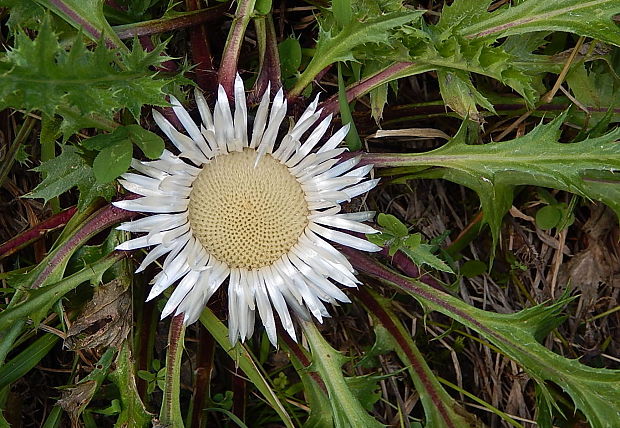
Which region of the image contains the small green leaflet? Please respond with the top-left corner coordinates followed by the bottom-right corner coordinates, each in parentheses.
top-left (278, 37), bottom-right (302, 79)
top-left (367, 213), bottom-right (454, 273)
top-left (436, 69), bottom-right (496, 122)
top-left (25, 145), bottom-right (115, 209)
top-left (83, 125), bottom-right (164, 183)
top-left (567, 62), bottom-right (620, 126)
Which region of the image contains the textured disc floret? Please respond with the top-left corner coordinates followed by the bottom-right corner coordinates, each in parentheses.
top-left (188, 149), bottom-right (309, 269)
top-left (114, 74), bottom-right (382, 345)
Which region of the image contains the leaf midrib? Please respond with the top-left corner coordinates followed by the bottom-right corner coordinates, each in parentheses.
top-left (461, 0), bottom-right (616, 39)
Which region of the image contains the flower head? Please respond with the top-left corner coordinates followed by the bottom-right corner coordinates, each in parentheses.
top-left (114, 75), bottom-right (380, 345)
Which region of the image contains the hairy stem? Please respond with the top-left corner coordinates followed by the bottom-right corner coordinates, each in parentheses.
top-left (160, 314), bottom-right (186, 427)
top-left (0, 207), bottom-right (77, 260)
top-left (113, 6), bottom-right (224, 40)
top-left (219, 0), bottom-right (257, 96)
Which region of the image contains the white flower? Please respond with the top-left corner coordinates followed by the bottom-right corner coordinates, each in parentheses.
top-left (114, 75), bottom-right (381, 345)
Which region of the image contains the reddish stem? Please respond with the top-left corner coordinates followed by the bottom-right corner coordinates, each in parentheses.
top-left (190, 325), bottom-right (216, 428)
top-left (342, 231), bottom-right (447, 292)
top-left (279, 331), bottom-right (326, 391)
top-left (49, 0), bottom-right (119, 48)
top-left (31, 200), bottom-right (138, 289)
top-left (0, 207), bottom-right (77, 260)
top-left (249, 15), bottom-right (281, 104)
top-left (319, 62), bottom-right (413, 118)
top-left (115, 7), bottom-right (224, 41)
top-left (231, 367), bottom-right (247, 421)
top-left (378, 247), bottom-right (447, 292)
top-left (185, 0), bottom-right (217, 92)
top-left (219, 0), bottom-right (255, 97)
top-left (353, 287), bottom-right (457, 428)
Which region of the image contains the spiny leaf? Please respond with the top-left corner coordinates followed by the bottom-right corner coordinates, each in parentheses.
top-left (385, 112), bottom-right (620, 252)
top-left (399, 244), bottom-right (454, 274)
top-left (352, 251), bottom-right (620, 428)
top-left (302, 321), bottom-right (384, 428)
top-left (0, 18), bottom-right (177, 137)
top-left (418, 36), bottom-right (542, 108)
top-left (291, 9), bottom-right (424, 95)
top-left (456, 0), bottom-right (620, 46)
top-left (567, 62), bottom-right (620, 126)
top-left (0, 0), bottom-right (45, 30)
top-left (436, 69), bottom-right (496, 122)
top-left (34, 0), bottom-right (125, 48)
top-left (25, 145), bottom-right (115, 210)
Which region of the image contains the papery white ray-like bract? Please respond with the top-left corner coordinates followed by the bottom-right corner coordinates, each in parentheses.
top-left (114, 75), bottom-right (380, 345)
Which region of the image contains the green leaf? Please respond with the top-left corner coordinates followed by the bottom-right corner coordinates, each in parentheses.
top-left (0, 253), bottom-right (121, 331)
top-left (0, 19), bottom-right (177, 137)
top-left (34, 0), bottom-right (125, 48)
top-left (535, 205), bottom-right (562, 230)
top-left (358, 254), bottom-right (620, 428)
top-left (400, 244), bottom-right (454, 274)
top-left (84, 125), bottom-right (164, 159)
top-left (126, 125), bottom-right (164, 159)
top-left (338, 63), bottom-right (362, 151)
top-left (25, 145), bottom-right (115, 210)
top-left (283, 344), bottom-right (333, 428)
top-left (418, 36), bottom-right (542, 109)
top-left (369, 82), bottom-right (389, 123)
top-left (377, 213), bottom-right (408, 237)
top-left (0, 333), bottom-right (59, 390)
top-left (460, 260), bottom-right (487, 278)
top-left (456, 0), bottom-right (620, 46)
top-left (254, 0), bottom-right (272, 15)
top-left (278, 37), bottom-right (302, 79)
top-left (332, 0), bottom-right (352, 28)
top-left (93, 138), bottom-right (133, 183)
top-left (301, 321), bottom-right (384, 428)
top-left (0, 0), bottom-right (46, 30)
top-left (387, 112), bottom-right (620, 252)
top-left (437, 69), bottom-right (496, 122)
top-left (344, 375), bottom-right (382, 411)
top-left (291, 9), bottom-right (424, 96)
top-left (566, 62), bottom-right (620, 126)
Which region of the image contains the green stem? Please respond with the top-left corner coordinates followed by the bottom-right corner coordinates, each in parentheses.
top-left (0, 252), bottom-right (124, 331)
top-left (0, 116), bottom-right (36, 190)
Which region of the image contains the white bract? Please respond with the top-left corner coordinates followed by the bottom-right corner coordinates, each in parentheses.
top-left (114, 75), bottom-right (381, 345)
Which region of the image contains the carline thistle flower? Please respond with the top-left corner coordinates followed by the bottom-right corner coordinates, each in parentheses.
top-left (114, 75), bottom-right (381, 345)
